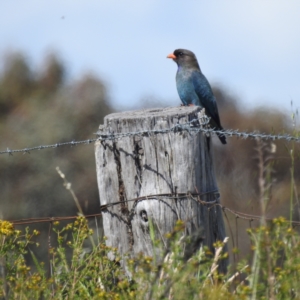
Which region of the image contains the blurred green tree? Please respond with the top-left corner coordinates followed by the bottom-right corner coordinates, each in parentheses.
top-left (0, 52), bottom-right (33, 115)
top-left (38, 53), bottom-right (65, 94)
top-left (0, 52), bottom-right (113, 220)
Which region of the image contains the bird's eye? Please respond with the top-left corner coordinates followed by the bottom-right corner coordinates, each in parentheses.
top-left (178, 52), bottom-right (184, 56)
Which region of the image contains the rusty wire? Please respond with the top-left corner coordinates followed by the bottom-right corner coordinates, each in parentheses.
top-left (8, 192), bottom-right (300, 227)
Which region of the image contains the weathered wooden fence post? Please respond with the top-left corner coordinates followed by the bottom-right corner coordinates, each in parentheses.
top-left (95, 106), bottom-right (228, 272)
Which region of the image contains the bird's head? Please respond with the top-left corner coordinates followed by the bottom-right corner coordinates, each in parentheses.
top-left (167, 49), bottom-right (200, 69)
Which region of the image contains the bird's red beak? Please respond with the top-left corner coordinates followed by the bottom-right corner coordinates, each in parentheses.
top-left (167, 53), bottom-right (176, 59)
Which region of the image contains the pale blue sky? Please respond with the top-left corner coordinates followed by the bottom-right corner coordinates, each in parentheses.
top-left (1, 1), bottom-right (300, 113)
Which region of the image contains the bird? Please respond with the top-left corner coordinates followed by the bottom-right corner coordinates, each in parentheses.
top-left (167, 49), bottom-right (226, 145)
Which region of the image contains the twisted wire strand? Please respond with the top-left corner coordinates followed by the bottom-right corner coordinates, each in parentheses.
top-left (1, 118), bottom-right (299, 155)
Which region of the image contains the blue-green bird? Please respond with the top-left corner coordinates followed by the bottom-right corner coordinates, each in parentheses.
top-left (167, 49), bottom-right (226, 144)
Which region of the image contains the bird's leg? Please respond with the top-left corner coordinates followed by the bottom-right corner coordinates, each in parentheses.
top-left (188, 104), bottom-right (195, 106)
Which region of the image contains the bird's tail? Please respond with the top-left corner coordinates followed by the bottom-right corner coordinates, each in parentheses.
top-left (217, 132), bottom-right (227, 144)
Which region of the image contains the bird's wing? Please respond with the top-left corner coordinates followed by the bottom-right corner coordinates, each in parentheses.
top-left (191, 70), bottom-right (222, 129)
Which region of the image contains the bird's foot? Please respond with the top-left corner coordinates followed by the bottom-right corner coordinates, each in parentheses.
top-left (180, 104), bottom-right (195, 107)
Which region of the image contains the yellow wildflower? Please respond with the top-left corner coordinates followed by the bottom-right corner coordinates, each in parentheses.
top-left (0, 220), bottom-right (14, 236)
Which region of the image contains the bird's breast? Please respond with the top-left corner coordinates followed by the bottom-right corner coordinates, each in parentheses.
top-left (176, 72), bottom-right (200, 106)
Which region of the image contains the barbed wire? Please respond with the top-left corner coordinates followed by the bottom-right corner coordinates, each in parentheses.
top-left (8, 191), bottom-right (299, 262)
top-left (0, 138), bottom-right (98, 155)
top-left (1, 119), bottom-right (299, 155)
top-left (9, 192), bottom-right (300, 227)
